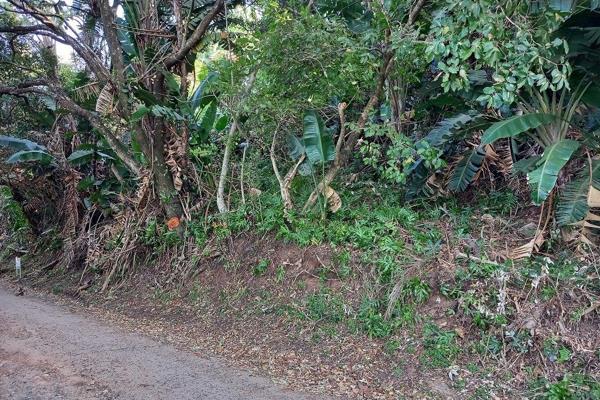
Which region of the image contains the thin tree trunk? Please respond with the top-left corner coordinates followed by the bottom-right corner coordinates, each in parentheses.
top-left (270, 129), bottom-right (306, 214)
top-left (240, 142), bottom-right (248, 205)
top-left (97, 0), bottom-right (130, 114)
top-left (216, 72), bottom-right (256, 213)
top-left (217, 118), bottom-right (237, 213)
top-left (151, 119), bottom-right (185, 220)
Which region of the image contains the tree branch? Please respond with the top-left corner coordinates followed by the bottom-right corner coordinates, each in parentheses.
top-left (164, 0), bottom-right (224, 68)
top-left (5, 0), bottom-right (111, 82)
top-left (0, 81), bottom-right (142, 175)
top-left (97, 0), bottom-right (130, 113)
top-left (0, 24), bottom-right (50, 34)
top-left (408, 0), bottom-right (427, 25)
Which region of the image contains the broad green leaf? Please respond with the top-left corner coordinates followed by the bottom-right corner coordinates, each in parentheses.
top-left (287, 134), bottom-right (305, 161)
top-left (527, 139), bottom-right (580, 205)
top-left (302, 111), bottom-right (335, 165)
top-left (582, 85), bottom-right (600, 108)
top-left (593, 160), bottom-right (600, 190)
top-left (40, 96), bottom-right (57, 111)
top-left (549, 0), bottom-right (574, 12)
top-left (151, 105), bottom-right (184, 121)
top-left (164, 71), bottom-right (180, 94)
top-left (6, 150), bottom-right (54, 165)
top-left (513, 155), bottom-right (542, 175)
top-left (130, 105), bottom-right (151, 123)
top-left (133, 87), bottom-right (161, 106)
top-left (190, 71), bottom-right (218, 112)
top-left (481, 113), bottom-right (558, 145)
top-left (297, 161), bottom-right (314, 176)
top-left (198, 101), bottom-right (217, 131)
top-left (425, 113), bottom-right (477, 147)
top-left (116, 18), bottom-right (137, 58)
top-left (0, 135), bottom-right (46, 151)
top-left (214, 115), bottom-right (228, 132)
top-left (448, 145), bottom-right (486, 192)
top-left (67, 149), bottom-right (114, 165)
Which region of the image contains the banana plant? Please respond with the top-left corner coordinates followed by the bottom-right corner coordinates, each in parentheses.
top-left (287, 110), bottom-right (335, 175)
top-left (480, 82), bottom-right (596, 205)
top-left (406, 112), bottom-right (487, 197)
top-left (302, 110), bottom-right (335, 165)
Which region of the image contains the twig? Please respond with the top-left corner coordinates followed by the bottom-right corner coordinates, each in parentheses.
top-left (455, 252), bottom-right (503, 266)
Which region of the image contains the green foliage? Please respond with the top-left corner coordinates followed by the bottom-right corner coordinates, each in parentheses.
top-left (301, 111), bottom-right (335, 165)
top-left (0, 135), bottom-right (47, 151)
top-left (532, 374), bottom-right (600, 400)
top-left (0, 135), bottom-right (55, 166)
top-left (481, 114), bottom-right (558, 145)
top-left (477, 189), bottom-right (519, 215)
top-left (402, 277), bottom-right (431, 304)
top-left (305, 291), bottom-right (345, 323)
top-left (67, 149), bottom-right (114, 166)
top-left (6, 150), bottom-right (55, 165)
top-left (0, 185), bottom-right (30, 243)
top-left (141, 218), bottom-right (182, 252)
top-left (246, 4), bottom-right (373, 127)
top-left (427, 1), bottom-right (572, 108)
top-left (253, 259), bottom-right (270, 276)
top-left (421, 323), bottom-right (460, 368)
top-left (358, 298), bottom-right (395, 338)
top-left (527, 139), bottom-right (580, 204)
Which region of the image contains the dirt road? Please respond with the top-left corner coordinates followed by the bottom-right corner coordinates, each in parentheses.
top-left (0, 283), bottom-right (320, 400)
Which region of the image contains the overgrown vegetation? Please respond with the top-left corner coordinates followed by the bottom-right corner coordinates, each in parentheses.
top-left (1, 0), bottom-right (599, 398)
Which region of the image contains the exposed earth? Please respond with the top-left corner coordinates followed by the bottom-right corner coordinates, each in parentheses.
top-left (0, 282), bottom-right (321, 400)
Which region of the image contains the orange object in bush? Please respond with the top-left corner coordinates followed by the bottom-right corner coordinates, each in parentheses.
top-left (167, 217), bottom-right (180, 230)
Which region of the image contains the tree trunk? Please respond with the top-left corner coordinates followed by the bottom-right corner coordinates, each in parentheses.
top-left (270, 129), bottom-right (306, 214)
top-left (217, 118), bottom-right (237, 213)
top-left (150, 119), bottom-right (185, 220)
top-left (216, 71), bottom-right (257, 214)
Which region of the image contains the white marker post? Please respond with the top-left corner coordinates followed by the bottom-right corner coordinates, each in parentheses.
top-left (15, 256), bottom-right (21, 278)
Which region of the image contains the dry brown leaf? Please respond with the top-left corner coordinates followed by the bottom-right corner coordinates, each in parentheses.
top-left (510, 231), bottom-right (545, 260)
top-left (588, 186), bottom-right (600, 208)
top-left (95, 84), bottom-right (114, 115)
top-left (248, 187), bottom-right (262, 197)
top-left (324, 186), bottom-right (342, 213)
top-left (484, 144), bottom-right (499, 162)
top-left (494, 140), bottom-right (514, 175)
top-left (167, 217), bottom-right (180, 230)
top-left (173, 175), bottom-right (183, 191)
